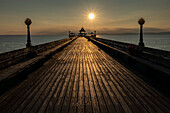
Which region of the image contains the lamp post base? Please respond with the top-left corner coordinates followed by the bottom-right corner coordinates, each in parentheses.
top-left (138, 41), bottom-right (145, 47)
top-left (26, 43), bottom-right (32, 48)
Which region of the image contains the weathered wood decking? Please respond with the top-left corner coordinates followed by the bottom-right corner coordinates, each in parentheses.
top-left (0, 37), bottom-right (169, 113)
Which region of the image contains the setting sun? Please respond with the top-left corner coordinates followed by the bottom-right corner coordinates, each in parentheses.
top-left (89, 13), bottom-right (95, 20)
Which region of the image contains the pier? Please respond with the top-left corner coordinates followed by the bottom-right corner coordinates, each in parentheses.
top-left (0, 36), bottom-right (169, 113)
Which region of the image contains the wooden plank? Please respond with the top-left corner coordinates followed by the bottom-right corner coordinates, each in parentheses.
top-left (69, 41), bottom-right (81, 113)
top-left (60, 47), bottom-right (78, 113)
top-left (83, 52), bottom-right (93, 113)
top-left (89, 47), bottom-right (124, 113)
top-left (53, 44), bottom-right (78, 113)
top-left (87, 44), bottom-right (117, 113)
top-left (85, 50), bottom-right (101, 113)
top-left (87, 41), bottom-right (133, 113)
top-left (36, 48), bottom-right (76, 113)
top-left (77, 50), bottom-right (85, 113)
top-left (51, 50), bottom-right (75, 113)
top-left (40, 47), bottom-right (75, 113)
top-left (86, 51), bottom-right (108, 113)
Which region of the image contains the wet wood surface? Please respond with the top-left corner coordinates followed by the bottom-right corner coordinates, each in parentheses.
top-left (0, 37), bottom-right (169, 113)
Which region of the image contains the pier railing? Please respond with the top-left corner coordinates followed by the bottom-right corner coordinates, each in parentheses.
top-left (93, 37), bottom-right (170, 69)
top-left (0, 37), bottom-right (74, 70)
top-left (87, 37), bottom-right (170, 89)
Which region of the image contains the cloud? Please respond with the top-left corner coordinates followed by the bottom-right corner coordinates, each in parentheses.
top-left (1, 26), bottom-right (170, 35)
top-left (95, 27), bottom-right (170, 35)
top-left (33, 27), bottom-right (170, 35)
top-left (144, 27), bottom-right (170, 33)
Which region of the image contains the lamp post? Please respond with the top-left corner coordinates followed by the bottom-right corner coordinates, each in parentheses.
top-left (25, 18), bottom-right (32, 48)
top-left (94, 31), bottom-right (96, 38)
top-left (69, 31), bottom-right (71, 37)
top-left (138, 18), bottom-right (145, 47)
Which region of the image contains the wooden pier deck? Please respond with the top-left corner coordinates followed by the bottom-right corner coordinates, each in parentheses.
top-left (0, 37), bottom-right (169, 113)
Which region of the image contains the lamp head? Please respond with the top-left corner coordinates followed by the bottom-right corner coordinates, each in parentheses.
top-left (25, 18), bottom-right (32, 25)
top-left (138, 18), bottom-right (145, 25)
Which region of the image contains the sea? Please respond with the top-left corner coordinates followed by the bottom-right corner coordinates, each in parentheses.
top-left (0, 35), bottom-right (169, 54)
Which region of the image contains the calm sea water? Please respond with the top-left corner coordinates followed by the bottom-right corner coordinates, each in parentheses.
top-left (0, 35), bottom-right (68, 54)
top-left (0, 35), bottom-right (169, 54)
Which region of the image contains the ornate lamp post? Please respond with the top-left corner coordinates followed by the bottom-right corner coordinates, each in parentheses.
top-left (25, 18), bottom-right (32, 48)
top-left (138, 18), bottom-right (145, 47)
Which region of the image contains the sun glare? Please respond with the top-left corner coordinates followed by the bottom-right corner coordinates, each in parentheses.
top-left (89, 13), bottom-right (95, 20)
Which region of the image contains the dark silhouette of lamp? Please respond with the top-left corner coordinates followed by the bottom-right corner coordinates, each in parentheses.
top-left (138, 18), bottom-right (145, 47)
top-left (25, 18), bottom-right (32, 48)
top-left (69, 31), bottom-right (71, 37)
top-left (94, 31), bottom-right (96, 38)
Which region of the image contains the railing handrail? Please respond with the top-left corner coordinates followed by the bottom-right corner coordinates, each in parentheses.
top-left (0, 37), bottom-right (71, 61)
top-left (94, 37), bottom-right (170, 69)
top-left (0, 37), bottom-right (76, 70)
top-left (94, 37), bottom-right (170, 58)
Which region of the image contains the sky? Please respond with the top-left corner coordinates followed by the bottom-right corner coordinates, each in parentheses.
top-left (0, 0), bottom-right (170, 35)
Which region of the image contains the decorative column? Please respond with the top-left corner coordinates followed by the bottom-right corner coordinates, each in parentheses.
top-left (138, 18), bottom-right (145, 47)
top-left (25, 18), bottom-right (32, 48)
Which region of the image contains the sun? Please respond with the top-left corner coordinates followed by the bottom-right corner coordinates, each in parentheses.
top-left (89, 13), bottom-right (95, 20)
